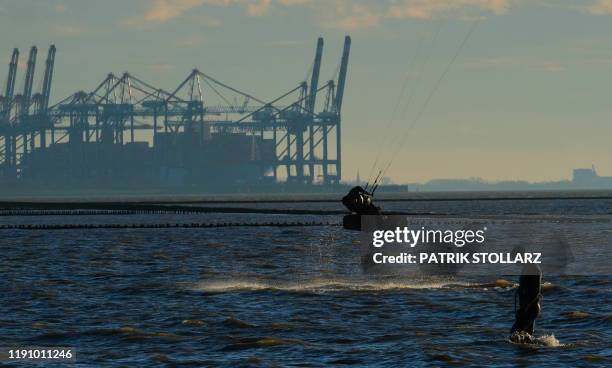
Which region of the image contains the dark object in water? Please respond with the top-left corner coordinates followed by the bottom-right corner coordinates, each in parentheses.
top-left (511, 253), bottom-right (542, 335)
top-left (342, 186), bottom-right (382, 231)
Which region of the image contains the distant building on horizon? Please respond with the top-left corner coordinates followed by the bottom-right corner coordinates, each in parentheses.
top-left (571, 166), bottom-right (612, 189)
top-left (406, 167), bottom-right (612, 192)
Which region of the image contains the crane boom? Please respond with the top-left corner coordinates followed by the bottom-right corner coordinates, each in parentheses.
top-left (335, 36), bottom-right (351, 114)
top-left (307, 37), bottom-right (324, 115)
top-left (5, 48), bottom-right (19, 99)
top-left (41, 45), bottom-right (56, 111)
top-left (22, 46), bottom-right (37, 112)
top-left (334, 36), bottom-right (351, 184)
top-left (2, 48), bottom-right (18, 117)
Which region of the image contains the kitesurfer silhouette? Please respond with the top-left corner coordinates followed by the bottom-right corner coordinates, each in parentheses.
top-left (341, 186), bottom-right (382, 231)
top-left (510, 246), bottom-right (542, 341)
top-left (342, 186), bottom-right (381, 215)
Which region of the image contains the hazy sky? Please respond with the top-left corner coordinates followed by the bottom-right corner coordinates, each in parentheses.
top-left (2, 0), bottom-right (612, 183)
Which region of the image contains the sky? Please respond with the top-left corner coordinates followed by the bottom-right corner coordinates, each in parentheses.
top-left (1, 0), bottom-right (612, 184)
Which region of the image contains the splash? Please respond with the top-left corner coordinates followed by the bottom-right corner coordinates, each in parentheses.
top-left (192, 278), bottom-right (473, 293)
top-left (535, 334), bottom-right (562, 347)
top-left (509, 332), bottom-right (564, 347)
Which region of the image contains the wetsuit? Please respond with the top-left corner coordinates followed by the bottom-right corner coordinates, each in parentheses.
top-left (511, 263), bottom-right (542, 335)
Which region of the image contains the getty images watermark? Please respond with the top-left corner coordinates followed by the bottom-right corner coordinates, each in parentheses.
top-left (359, 215), bottom-right (611, 276)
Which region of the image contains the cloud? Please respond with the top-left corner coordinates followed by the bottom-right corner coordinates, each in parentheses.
top-left (321, 0), bottom-right (514, 30)
top-left (49, 24), bottom-right (82, 36)
top-left (123, 0), bottom-right (310, 26)
top-left (140, 0), bottom-right (201, 22)
top-left (278, 0), bottom-right (310, 5)
top-left (388, 0), bottom-right (513, 20)
top-left (588, 0), bottom-right (612, 14)
top-left (247, 0), bottom-right (272, 16)
top-left (248, 0), bottom-right (312, 17)
top-left (122, 0), bottom-right (231, 26)
top-left (141, 0), bottom-right (196, 22)
top-left (122, 0), bottom-right (514, 30)
top-left (328, 3), bottom-right (380, 30)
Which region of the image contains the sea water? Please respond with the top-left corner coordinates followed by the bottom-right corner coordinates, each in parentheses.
top-left (0, 196), bottom-right (610, 367)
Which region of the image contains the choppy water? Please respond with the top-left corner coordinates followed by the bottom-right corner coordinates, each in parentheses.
top-left (1, 197), bottom-right (611, 367)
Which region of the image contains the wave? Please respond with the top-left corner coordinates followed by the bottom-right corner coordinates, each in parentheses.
top-left (191, 278), bottom-right (475, 293)
top-left (32, 326), bottom-right (181, 342)
top-left (221, 337), bottom-right (306, 352)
